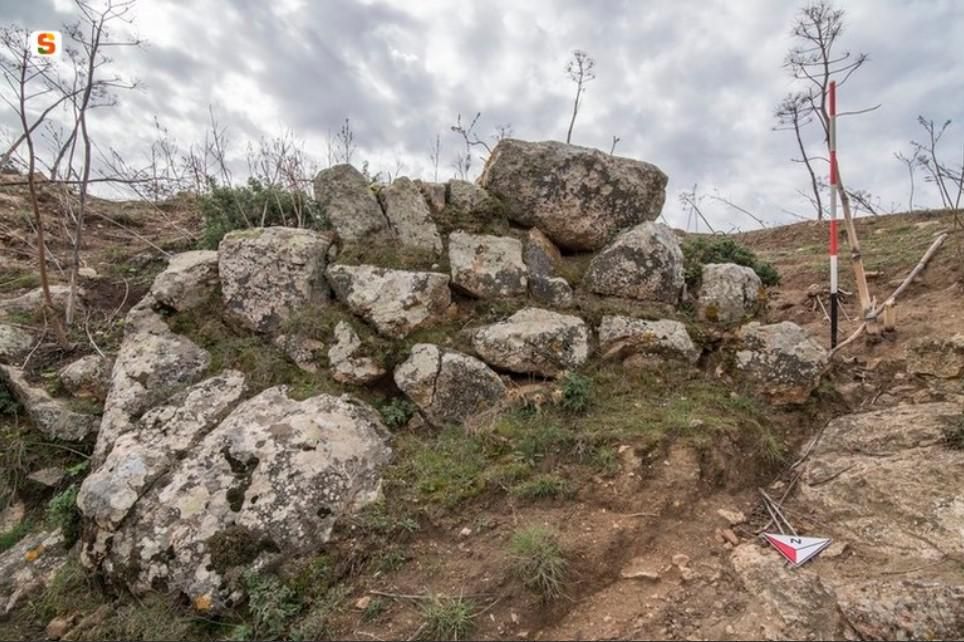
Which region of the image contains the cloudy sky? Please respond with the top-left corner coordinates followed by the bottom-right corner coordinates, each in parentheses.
top-left (4, 0), bottom-right (963, 230)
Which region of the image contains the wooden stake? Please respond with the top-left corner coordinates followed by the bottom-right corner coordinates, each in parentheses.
top-left (882, 301), bottom-right (896, 332)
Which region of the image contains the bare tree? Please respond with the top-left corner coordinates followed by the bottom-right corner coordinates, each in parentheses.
top-left (894, 149), bottom-right (920, 211)
top-left (334, 118), bottom-right (355, 165)
top-left (911, 116), bottom-right (964, 213)
top-left (450, 112), bottom-right (501, 180)
top-left (565, 50), bottom-right (595, 145)
top-left (610, 135), bottom-right (621, 155)
top-left (776, 2), bottom-right (877, 220)
top-left (679, 185), bottom-right (715, 233)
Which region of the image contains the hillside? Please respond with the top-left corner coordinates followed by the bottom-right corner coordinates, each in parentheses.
top-left (1, 142), bottom-right (962, 641)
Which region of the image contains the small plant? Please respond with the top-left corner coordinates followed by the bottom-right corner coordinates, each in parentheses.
top-left (510, 473), bottom-right (570, 500)
top-left (379, 397), bottom-right (417, 429)
top-left (373, 547), bottom-right (409, 573)
top-left (509, 526), bottom-right (567, 602)
top-left (362, 597), bottom-right (385, 622)
top-left (941, 415), bottom-right (964, 450)
top-left (420, 594), bottom-right (476, 641)
top-left (561, 373), bottom-right (592, 413)
top-left (46, 485), bottom-right (81, 546)
top-left (681, 236), bottom-right (780, 289)
top-left (0, 519), bottom-right (32, 553)
top-left (243, 570), bottom-right (303, 640)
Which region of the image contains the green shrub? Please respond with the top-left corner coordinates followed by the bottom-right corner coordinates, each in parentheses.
top-left (509, 526), bottom-right (567, 602)
top-left (243, 570), bottom-right (303, 639)
top-left (0, 519), bottom-right (31, 553)
top-left (510, 473), bottom-right (570, 499)
top-left (682, 236), bottom-right (780, 289)
top-left (561, 373), bottom-right (592, 413)
top-left (46, 485), bottom-right (81, 546)
top-left (420, 595), bottom-right (476, 641)
top-left (199, 178), bottom-right (327, 249)
top-left (379, 397), bottom-right (416, 429)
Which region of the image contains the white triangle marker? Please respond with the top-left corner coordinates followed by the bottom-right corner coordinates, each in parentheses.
top-left (763, 533), bottom-right (833, 567)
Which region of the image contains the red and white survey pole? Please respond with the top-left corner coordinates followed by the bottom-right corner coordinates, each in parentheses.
top-left (828, 80), bottom-right (839, 348)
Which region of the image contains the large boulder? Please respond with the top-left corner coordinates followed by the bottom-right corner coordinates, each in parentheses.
top-left (0, 323), bottom-right (32, 363)
top-left (0, 364), bottom-right (99, 441)
top-left (582, 222), bottom-right (684, 304)
top-left (0, 285), bottom-right (80, 316)
top-left (313, 164), bottom-right (389, 242)
top-left (697, 263), bottom-right (762, 325)
top-left (471, 308), bottom-right (590, 377)
top-left (326, 264), bottom-right (451, 338)
top-left (58, 354), bottom-right (111, 401)
top-left (446, 179), bottom-right (499, 217)
top-left (150, 250), bottom-right (219, 312)
top-left (524, 229), bottom-right (574, 308)
top-left (448, 231), bottom-right (527, 299)
top-left (94, 301), bottom-right (210, 461)
top-left (734, 321), bottom-right (827, 404)
top-left (906, 334), bottom-right (964, 378)
top-left (87, 387), bottom-right (391, 611)
top-left (479, 139), bottom-right (667, 251)
top-left (329, 321), bottom-right (386, 385)
top-left (598, 316), bottom-right (699, 364)
top-left (414, 179), bottom-right (446, 214)
top-left (394, 344), bottom-right (507, 428)
top-left (218, 227), bottom-right (335, 333)
top-left (79, 371), bottom-right (247, 532)
top-left (377, 177), bottom-right (443, 254)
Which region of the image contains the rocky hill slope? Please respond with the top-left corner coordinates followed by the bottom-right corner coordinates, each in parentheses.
top-left (0, 140), bottom-right (962, 640)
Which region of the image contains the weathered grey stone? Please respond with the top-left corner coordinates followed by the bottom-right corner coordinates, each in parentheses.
top-left (326, 264), bottom-right (451, 338)
top-left (472, 307), bottom-right (590, 377)
top-left (58, 354), bottom-right (111, 401)
top-left (0, 365), bottom-right (98, 441)
top-left (394, 343), bottom-right (507, 428)
top-left (26, 466), bottom-right (65, 487)
top-left (273, 334), bottom-right (325, 373)
top-left (313, 164), bottom-right (389, 242)
top-left (93, 303), bottom-right (210, 462)
top-left (79, 371), bottom-right (246, 531)
top-left (583, 222), bottom-right (684, 304)
top-left (598, 316), bottom-right (699, 364)
top-left (906, 334), bottom-right (964, 378)
top-left (218, 227), bottom-right (335, 333)
top-left (835, 580), bottom-right (964, 641)
top-left (377, 177), bottom-right (442, 254)
top-left (414, 179), bottom-right (446, 213)
top-left (448, 231), bottom-right (527, 299)
top-left (150, 250), bottom-right (219, 312)
top-left (0, 285), bottom-right (81, 316)
top-left (734, 321), bottom-right (827, 404)
top-left (698, 263), bottom-right (762, 325)
top-left (0, 323), bottom-right (32, 363)
top-left (446, 180), bottom-right (498, 216)
top-left (329, 321), bottom-right (385, 385)
top-left (479, 139), bottom-right (667, 250)
top-left (0, 529), bottom-right (69, 617)
top-left (525, 229), bottom-right (574, 307)
top-left (92, 387), bottom-right (391, 611)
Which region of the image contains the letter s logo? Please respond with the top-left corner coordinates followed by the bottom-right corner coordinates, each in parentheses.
top-left (31, 31), bottom-right (61, 57)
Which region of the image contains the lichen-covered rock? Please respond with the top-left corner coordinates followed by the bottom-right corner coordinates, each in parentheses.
top-left (329, 321), bottom-right (385, 385)
top-left (94, 302), bottom-right (210, 461)
top-left (583, 222), bottom-right (683, 304)
top-left (479, 139), bottom-right (667, 250)
top-left (0, 323), bottom-right (32, 363)
top-left (0, 529), bottom-right (69, 617)
top-left (91, 387), bottom-right (391, 611)
top-left (377, 177), bottom-right (442, 254)
top-left (835, 580), bottom-right (964, 641)
top-left (150, 250), bottom-right (219, 312)
top-left (448, 231), bottom-right (527, 299)
top-left (79, 371), bottom-right (246, 532)
top-left (598, 316), bottom-right (699, 364)
top-left (326, 264), bottom-right (451, 338)
top-left (734, 321), bottom-right (827, 404)
top-left (525, 229), bottom-right (574, 307)
top-left (58, 354), bottom-right (111, 401)
top-left (218, 227), bottom-right (335, 333)
top-left (414, 179), bottom-right (446, 214)
top-left (273, 334), bottom-right (325, 373)
top-left (313, 164), bottom-right (389, 242)
top-left (0, 285), bottom-right (81, 316)
top-left (394, 343), bottom-right (507, 428)
top-left (472, 307), bottom-right (590, 377)
top-left (906, 334), bottom-right (964, 378)
top-left (697, 263), bottom-right (762, 325)
top-left (0, 365), bottom-right (98, 441)
top-left (447, 180), bottom-right (498, 216)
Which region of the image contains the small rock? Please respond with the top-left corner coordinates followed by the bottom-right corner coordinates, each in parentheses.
top-left (78, 267), bottom-right (98, 279)
top-left (620, 557), bottom-right (661, 581)
top-left (0, 323), bottom-right (33, 363)
top-left (671, 553), bottom-right (690, 568)
top-left (27, 466), bottom-right (66, 488)
top-left (46, 614), bottom-right (78, 640)
top-left (822, 540), bottom-right (849, 559)
top-left (720, 528), bottom-right (740, 546)
top-left (459, 527), bottom-right (472, 538)
top-left (354, 596), bottom-right (372, 611)
top-left (0, 500), bottom-right (25, 532)
top-left (510, 612), bottom-right (519, 624)
top-left (717, 508), bottom-right (746, 526)
top-left (274, 334), bottom-right (325, 373)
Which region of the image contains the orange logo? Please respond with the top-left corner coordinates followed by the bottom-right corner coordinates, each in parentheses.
top-left (30, 31), bottom-right (61, 57)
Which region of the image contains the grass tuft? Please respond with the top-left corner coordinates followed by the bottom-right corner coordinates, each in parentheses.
top-left (510, 473), bottom-right (570, 500)
top-left (420, 594), bottom-right (476, 641)
top-left (509, 526), bottom-right (567, 602)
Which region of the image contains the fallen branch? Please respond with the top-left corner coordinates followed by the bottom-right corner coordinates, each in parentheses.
top-left (829, 323), bottom-right (866, 359)
top-left (864, 232), bottom-right (948, 320)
